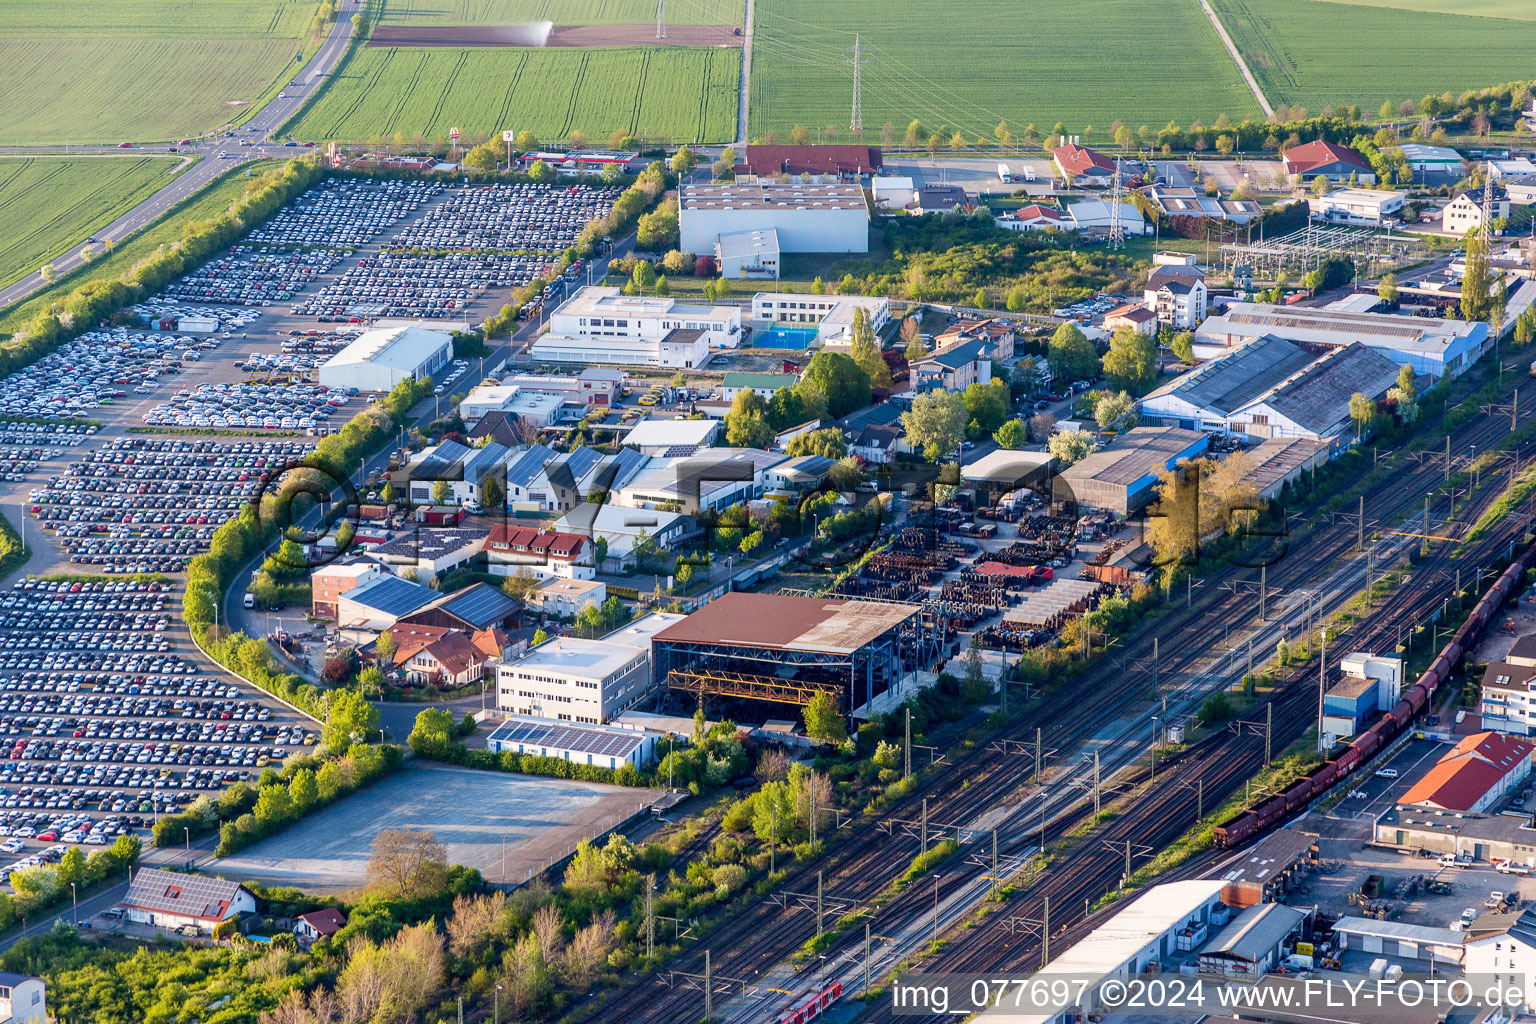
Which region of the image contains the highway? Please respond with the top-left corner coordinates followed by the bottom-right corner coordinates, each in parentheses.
top-left (0, 0), bottom-right (361, 313)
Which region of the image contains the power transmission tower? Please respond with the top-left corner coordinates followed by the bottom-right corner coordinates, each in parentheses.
top-left (1108, 158), bottom-right (1125, 250)
top-left (655, 0), bottom-right (665, 39)
top-left (841, 34), bottom-right (870, 133)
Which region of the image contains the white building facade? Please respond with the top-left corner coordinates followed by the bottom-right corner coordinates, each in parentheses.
top-left (531, 287), bottom-right (741, 367)
top-left (318, 326), bottom-right (452, 392)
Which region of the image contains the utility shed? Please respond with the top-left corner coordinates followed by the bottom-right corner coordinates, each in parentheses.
top-left (1197, 902), bottom-right (1309, 976)
top-left (1331, 917), bottom-right (1463, 965)
top-left (486, 715), bottom-right (655, 770)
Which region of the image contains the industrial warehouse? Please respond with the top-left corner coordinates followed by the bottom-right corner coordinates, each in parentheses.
top-left (649, 592), bottom-right (940, 715)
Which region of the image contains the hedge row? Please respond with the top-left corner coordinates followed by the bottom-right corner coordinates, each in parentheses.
top-left (5, 159), bottom-right (323, 375)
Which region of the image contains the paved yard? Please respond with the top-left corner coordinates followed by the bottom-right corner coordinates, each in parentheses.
top-left (216, 761), bottom-right (661, 893)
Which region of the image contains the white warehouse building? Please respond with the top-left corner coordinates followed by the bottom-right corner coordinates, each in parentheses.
top-left (317, 326), bottom-right (453, 392)
top-left (530, 287), bottom-right (742, 368)
top-left (679, 183), bottom-right (869, 255)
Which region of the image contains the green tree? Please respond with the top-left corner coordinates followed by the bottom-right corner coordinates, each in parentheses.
top-left (1378, 272), bottom-right (1398, 305)
top-left (972, 287), bottom-right (989, 309)
top-left (1100, 327), bottom-right (1157, 394)
top-left (57, 847), bottom-right (85, 887)
top-left (431, 479), bottom-right (452, 504)
top-left (901, 390), bottom-right (968, 457)
top-left (725, 389), bottom-right (775, 448)
top-left (654, 274), bottom-right (670, 297)
top-left (324, 689), bottom-right (379, 753)
top-left (527, 159), bottom-right (553, 183)
top-left (1461, 233), bottom-right (1495, 322)
top-left (1047, 429), bottom-right (1097, 467)
top-left (802, 691), bottom-right (847, 745)
top-left (288, 768), bottom-right (319, 811)
top-left (1349, 392), bottom-right (1374, 440)
top-left (1396, 363), bottom-right (1416, 399)
top-left (374, 630), bottom-right (396, 663)
top-left (670, 145), bottom-right (693, 174)
top-left (254, 784), bottom-right (294, 826)
top-left (962, 378), bottom-right (1011, 435)
top-left (463, 142), bottom-right (500, 173)
top-left (1379, 99), bottom-right (1395, 119)
top-left (1006, 286), bottom-right (1028, 312)
top-left (481, 475), bottom-right (504, 509)
top-left (408, 707), bottom-right (457, 759)
top-left (751, 780), bottom-right (797, 844)
top-left (1311, 174), bottom-right (1331, 198)
top-left (993, 418), bottom-right (1029, 450)
top-left (636, 201), bottom-right (680, 251)
top-left (784, 428), bottom-right (848, 459)
top-left (632, 260), bottom-right (657, 294)
top-left (848, 308), bottom-right (892, 389)
top-left (1093, 390), bottom-right (1137, 429)
top-left (1047, 322), bottom-right (1100, 383)
top-left (802, 352), bottom-right (872, 419)
top-left (1170, 332), bottom-right (1195, 363)
top-left (514, 129), bottom-right (538, 152)
top-left (789, 124), bottom-right (812, 146)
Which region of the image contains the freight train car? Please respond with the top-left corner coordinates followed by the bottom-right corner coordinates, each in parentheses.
top-left (1213, 546), bottom-right (1536, 848)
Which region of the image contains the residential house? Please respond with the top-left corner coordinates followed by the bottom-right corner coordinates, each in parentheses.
top-left (933, 318), bottom-right (1015, 361)
top-left (764, 455), bottom-right (836, 494)
top-left (500, 444), bottom-right (557, 511)
top-left (1104, 305), bottom-right (1158, 335)
top-left (1281, 140), bottom-right (1374, 184)
top-left (994, 204), bottom-right (1066, 232)
top-left (1464, 908), bottom-right (1536, 1010)
top-left (554, 502), bottom-right (696, 572)
top-left (612, 448), bottom-right (788, 514)
top-left (909, 185), bottom-right (969, 215)
top-left (1144, 265), bottom-right (1207, 329)
top-left (121, 869), bottom-right (257, 934)
top-left (1053, 143), bottom-right (1116, 184)
top-left (483, 525), bottom-right (592, 580)
top-left (1444, 187), bottom-right (1510, 236)
top-left (530, 577), bottom-right (608, 618)
top-left (400, 440), bottom-right (515, 508)
top-left (1481, 637), bottom-right (1536, 736)
top-left (838, 404), bottom-right (909, 464)
top-left (391, 626), bottom-right (491, 687)
top-left (532, 446), bottom-right (604, 512)
top-left (0, 974), bottom-right (45, 1024)
top-left (910, 339), bottom-right (991, 391)
top-left (467, 411), bottom-right (530, 448)
top-left (294, 909), bottom-right (347, 945)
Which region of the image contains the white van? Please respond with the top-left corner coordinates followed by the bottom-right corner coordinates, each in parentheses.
top-left (243, 593), bottom-right (256, 609)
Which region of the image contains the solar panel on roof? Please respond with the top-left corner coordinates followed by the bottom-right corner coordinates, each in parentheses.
top-left (442, 584), bottom-right (519, 628)
top-left (351, 576), bottom-right (436, 617)
top-left (489, 719), bottom-right (644, 758)
top-left (661, 444), bottom-right (700, 458)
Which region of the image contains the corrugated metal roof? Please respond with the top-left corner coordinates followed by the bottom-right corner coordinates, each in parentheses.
top-left (1202, 902), bottom-right (1307, 963)
top-left (1143, 335), bottom-right (1314, 415)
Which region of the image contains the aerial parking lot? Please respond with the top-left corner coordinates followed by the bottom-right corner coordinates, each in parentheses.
top-left (0, 171), bottom-right (622, 894)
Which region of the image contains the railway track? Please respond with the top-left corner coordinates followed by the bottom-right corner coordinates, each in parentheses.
top-left (577, 372), bottom-right (1534, 1024)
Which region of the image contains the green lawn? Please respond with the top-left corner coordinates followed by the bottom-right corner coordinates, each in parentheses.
top-left (0, 159), bottom-right (285, 334)
top-left (749, 0), bottom-right (1262, 141)
top-left (296, 41), bottom-right (740, 145)
top-left (0, 0), bottom-right (324, 145)
top-left (1210, 0), bottom-right (1536, 115)
top-left (0, 156), bottom-right (181, 290)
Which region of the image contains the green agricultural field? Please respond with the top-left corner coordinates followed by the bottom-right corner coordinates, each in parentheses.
top-left (296, 44), bottom-right (740, 145)
top-left (0, 159), bottom-right (284, 335)
top-left (1210, 0), bottom-right (1536, 115)
top-left (749, 0), bottom-right (1261, 142)
top-left (377, 0), bottom-right (741, 25)
top-left (0, 0), bottom-right (323, 145)
top-left (0, 157), bottom-right (179, 291)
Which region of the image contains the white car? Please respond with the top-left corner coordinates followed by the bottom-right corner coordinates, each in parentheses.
top-left (1375, 768), bottom-right (1399, 779)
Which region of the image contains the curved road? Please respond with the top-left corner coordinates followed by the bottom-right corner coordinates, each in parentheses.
top-left (0, 1), bottom-right (361, 312)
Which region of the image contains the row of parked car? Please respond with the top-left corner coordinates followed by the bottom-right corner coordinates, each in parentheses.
top-left (290, 250), bottom-right (539, 321)
top-left (247, 178), bottom-right (442, 250)
top-left (161, 246), bottom-right (345, 307)
top-left (142, 381), bottom-right (354, 431)
top-left (387, 182), bottom-right (620, 253)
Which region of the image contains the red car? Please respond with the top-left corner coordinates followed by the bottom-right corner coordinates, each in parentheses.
top-left (117, 142), bottom-right (133, 149)
top-left (37, 831), bottom-right (57, 842)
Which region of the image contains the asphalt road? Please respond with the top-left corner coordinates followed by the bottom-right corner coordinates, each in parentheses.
top-left (0, 2), bottom-right (360, 312)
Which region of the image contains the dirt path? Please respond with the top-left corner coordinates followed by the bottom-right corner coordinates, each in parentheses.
top-left (738, 0), bottom-right (754, 144)
top-left (1196, 0), bottom-right (1274, 120)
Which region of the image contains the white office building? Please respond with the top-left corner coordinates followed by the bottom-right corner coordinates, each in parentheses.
top-left (679, 183), bottom-right (869, 255)
top-left (318, 326), bottom-right (452, 392)
top-left (750, 293), bottom-right (890, 344)
top-left (494, 612), bottom-right (683, 723)
top-left (1310, 188), bottom-right (1405, 226)
top-left (531, 286), bottom-right (741, 368)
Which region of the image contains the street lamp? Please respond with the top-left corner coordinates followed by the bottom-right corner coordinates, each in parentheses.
top-left (70, 882), bottom-right (77, 926)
